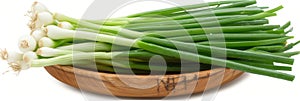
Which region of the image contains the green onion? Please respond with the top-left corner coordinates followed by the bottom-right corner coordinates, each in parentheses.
top-left (4, 1), bottom-right (299, 82)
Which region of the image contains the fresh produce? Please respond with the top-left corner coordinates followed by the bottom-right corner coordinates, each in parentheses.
top-left (1, 0), bottom-right (299, 81)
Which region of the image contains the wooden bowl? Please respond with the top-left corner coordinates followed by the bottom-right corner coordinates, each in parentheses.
top-left (45, 65), bottom-right (243, 98)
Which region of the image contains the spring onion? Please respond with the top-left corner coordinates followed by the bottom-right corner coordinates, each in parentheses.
top-left (1, 1), bottom-right (299, 82)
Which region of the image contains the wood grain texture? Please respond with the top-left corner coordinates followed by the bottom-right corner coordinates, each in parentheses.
top-left (45, 65), bottom-right (244, 98)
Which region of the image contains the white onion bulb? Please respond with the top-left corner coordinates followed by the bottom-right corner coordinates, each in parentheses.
top-left (23, 51), bottom-right (38, 64)
top-left (0, 49), bottom-right (23, 63)
top-left (36, 47), bottom-right (57, 57)
top-left (31, 29), bottom-right (46, 41)
top-left (34, 12), bottom-right (54, 28)
top-left (38, 37), bottom-right (55, 48)
top-left (31, 1), bottom-right (48, 14)
top-left (46, 25), bottom-right (76, 39)
top-left (58, 21), bottom-right (74, 30)
top-left (18, 35), bottom-right (37, 52)
top-left (7, 61), bottom-right (31, 72)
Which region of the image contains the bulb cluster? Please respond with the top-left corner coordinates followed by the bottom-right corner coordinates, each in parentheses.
top-left (1, 2), bottom-right (74, 73)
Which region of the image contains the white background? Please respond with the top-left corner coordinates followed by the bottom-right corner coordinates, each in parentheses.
top-left (0, 0), bottom-right (299, 101)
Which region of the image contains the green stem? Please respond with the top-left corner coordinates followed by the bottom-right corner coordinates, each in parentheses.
top-left (266, 5), bottom-right (284, 13)
top-left (127, 19), bottom-right (269, 31)
top-left (285, 28), bottom-right (293, 34)
top-left (124, 15), bottom-right (245, 28)
top-left (162, 2), bottom-right (258, 18)
top-left (169, 34), bottom-right (286, 42)
top-left (217, 0), bottom-right (256, 8)
top-left (141, 37), bottom-right (294, 65)
top-left (198, 37), bottom-right (292, 48)
top-left (274, 51), bottom-right (300, 57)
top-left (233, 60), bottom-right (292, 71)
top-left (171, 7), bottom-right (263, 20)
top-left (137, 40), bottom-right (295, 81)
top-left (229, 19), bottom-right (269, 26)
top-left (278, 21), bottom-right (291, 31)
top-left (127, 1), bottom-right (241, 17)
top-left (281, 40), bottom-right (300, 51)
top-left (248, 45), bottom-right (285, 52)
top-left (148, 25), bottom-right (280, 37)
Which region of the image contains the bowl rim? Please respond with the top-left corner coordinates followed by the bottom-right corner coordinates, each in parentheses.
top-left (44, 65), bottom-right (244, 97)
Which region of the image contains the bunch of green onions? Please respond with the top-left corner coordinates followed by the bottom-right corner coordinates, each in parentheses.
top-left (1, 0), bottom-right (299, 81)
